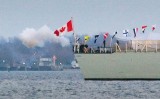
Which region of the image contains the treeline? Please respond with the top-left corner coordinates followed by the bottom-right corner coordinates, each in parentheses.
top-left (0, 37), bottom-right (74, 67)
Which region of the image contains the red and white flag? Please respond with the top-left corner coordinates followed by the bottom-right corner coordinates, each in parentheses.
top-left (103, 33), bottom-right (109, 40)
top-left (54, 20), bottom-right (73, 36)
top-left (133, 28), bottom-right (138, 38)
top-left (152, 25), bottom-right (156, 31)
top-left (135, 28), bottom-right (138, 33)
top-left (142, 25), bottom-right (147, 29)
top-left (142, 25), bottom-right (147, 33)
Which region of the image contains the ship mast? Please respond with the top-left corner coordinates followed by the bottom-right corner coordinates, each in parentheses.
top-left (71, 17), bottom-right (77, 53)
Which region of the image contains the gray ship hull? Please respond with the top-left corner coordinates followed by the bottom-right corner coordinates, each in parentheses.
top-left (75, 52), bottom-right (160, 80)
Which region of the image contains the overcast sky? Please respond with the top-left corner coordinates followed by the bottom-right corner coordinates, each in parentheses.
top-left (0, 0), bottom-right (160, 37)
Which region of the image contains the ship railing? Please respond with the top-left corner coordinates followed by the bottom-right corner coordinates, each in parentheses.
top-left (74, 40), bottom-right (160, 54)
top-left (91, 47), bottom-right (112, 53)
top-left (115, 40), bottom-right (160, 53)
top-left (74, 46), bottom-right (114, 54)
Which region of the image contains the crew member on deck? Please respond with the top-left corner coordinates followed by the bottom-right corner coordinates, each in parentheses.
top-left (83, 44), bottom-right (89, 53)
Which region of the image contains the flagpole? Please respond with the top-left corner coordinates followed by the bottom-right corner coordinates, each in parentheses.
top-left (110, 38), bottom-right (113, 53)
top-left (71, 17), bottom-right (77, 53)
top-left (71, 17), bottom-right (76, 39)
top-left (110, 31), bottom-right (117, 53)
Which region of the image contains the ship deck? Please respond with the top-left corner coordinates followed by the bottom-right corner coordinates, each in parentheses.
top-left (75, 52), bottom-right (160, 80)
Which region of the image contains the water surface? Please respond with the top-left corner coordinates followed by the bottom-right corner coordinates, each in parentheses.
top-left (0, 70), bottom-right (160, 99)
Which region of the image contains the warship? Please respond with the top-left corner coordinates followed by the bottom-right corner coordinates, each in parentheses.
top-left (74, 36), bottom-right (160, 80)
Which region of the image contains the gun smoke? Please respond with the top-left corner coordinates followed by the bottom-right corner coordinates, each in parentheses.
top-left (19, 25), bottom-right (70, 48)
top-left (0, 25), bottom-right (74, 67)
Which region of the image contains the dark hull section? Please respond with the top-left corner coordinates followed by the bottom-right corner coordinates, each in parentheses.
top-left (85, 78), bottom-right (160, 80)
top-left (0, 67), bottom-right (8, 71)
top-left (39, 66), bottom-right (52, 71)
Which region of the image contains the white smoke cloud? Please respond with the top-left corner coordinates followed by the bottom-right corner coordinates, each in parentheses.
top-left (58, 36), bottom-right (70, 47)
top-left (19, 25), bottom-right (70, 48)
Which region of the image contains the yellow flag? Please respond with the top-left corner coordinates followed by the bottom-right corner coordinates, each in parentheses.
top-left (84, 35), bottom-right (90, 43)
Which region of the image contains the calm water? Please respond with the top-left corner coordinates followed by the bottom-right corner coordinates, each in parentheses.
top-left (0, 70), bottom-right (160, 99)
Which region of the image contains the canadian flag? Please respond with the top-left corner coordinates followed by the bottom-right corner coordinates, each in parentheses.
top-left (54, 20), bottom-right (73, 36)
top-left (103, 33), bottom-right (109, 40)
top-left (152, 25), bottom-right (156, 31)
